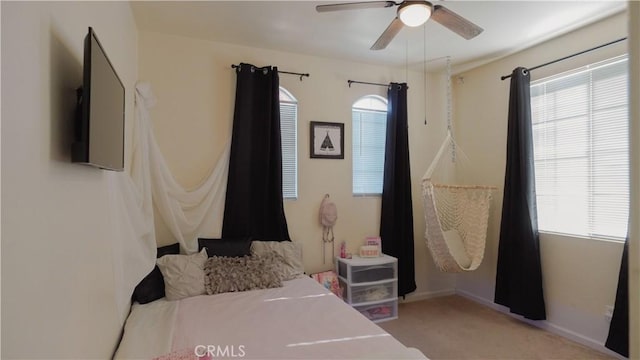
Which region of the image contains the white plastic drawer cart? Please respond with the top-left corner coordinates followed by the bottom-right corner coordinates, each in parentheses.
top-left (336, 254), bottom-right (398, 323)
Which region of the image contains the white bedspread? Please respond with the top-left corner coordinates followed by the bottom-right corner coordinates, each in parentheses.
top-left (115, 277), bottom-right (426, 359)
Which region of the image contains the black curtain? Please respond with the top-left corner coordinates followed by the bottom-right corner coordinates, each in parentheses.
top-left (494, 67), bottom-right (546, 320)
top-left (380, 83), bottom-right (416, 297)
top-left (605, 234), bottom-right (629, 357)
top-left (222, 63), bottom-right (290, 241)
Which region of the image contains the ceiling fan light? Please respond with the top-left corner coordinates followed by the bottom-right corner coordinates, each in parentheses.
top-left (398, 3), bottom-right (431, 27)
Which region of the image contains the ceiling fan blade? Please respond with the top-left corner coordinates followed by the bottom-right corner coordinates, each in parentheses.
top-left (431, 5), bottom-right (483, 40)
top-left (316, 1), bottom-right (396, 13)
top-left (370, 17), bottom-right (404, 50)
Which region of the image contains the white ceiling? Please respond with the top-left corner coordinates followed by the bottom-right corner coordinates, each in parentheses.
top-left (131, 1), bottom-right (627, 71)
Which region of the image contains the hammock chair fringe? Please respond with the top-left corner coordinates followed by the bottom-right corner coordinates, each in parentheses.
top-left (422, 135), bottom-right (497, 273)
top-left (431, 183), bottom-right (498, 190)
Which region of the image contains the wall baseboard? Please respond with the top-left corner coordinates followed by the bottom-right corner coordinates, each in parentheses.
top-left (455, 289), bottom-right (627, 360)
top-left (399, 288), bottom-right (455, 303)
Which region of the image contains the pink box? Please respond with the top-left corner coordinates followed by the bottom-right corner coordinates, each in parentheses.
top-left (365, 236), bottom-right (382, 256)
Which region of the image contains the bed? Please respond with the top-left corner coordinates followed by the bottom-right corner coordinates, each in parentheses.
top-left (114, 241), bottom-right (426, 359)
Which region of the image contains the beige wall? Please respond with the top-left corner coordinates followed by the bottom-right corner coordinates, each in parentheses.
top-left (1, 2), bottom-right (634, 358)
top-left (452, 12), bottom-right (629, 350)
top-left (138, 30), bottom-right (457, 299)
top-left (628, 2), bottom-right (639, 359)
top-left (1, 2), bottom-right (138, 358)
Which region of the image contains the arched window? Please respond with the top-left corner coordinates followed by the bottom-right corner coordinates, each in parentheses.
top-left (280, 87), bottom-right (298, 200)
top-left (352, 95), bottom-right (388, 195)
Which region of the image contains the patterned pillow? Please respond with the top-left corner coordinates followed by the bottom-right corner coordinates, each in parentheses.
top-left (156, 249), bottom-right (208, 301)
top-left (204, 253), bottom-right (283, 295)
top-left (250, 240), bottom-right (304, 280)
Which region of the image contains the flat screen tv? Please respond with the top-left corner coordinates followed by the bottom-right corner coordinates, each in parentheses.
top-left (72, 27), bottom-right (125, 171)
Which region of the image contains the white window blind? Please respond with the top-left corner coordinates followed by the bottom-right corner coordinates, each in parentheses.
top-left (530, 55), bottom-right (629, 240)
top-left (279, 88), bottom-right (298, 200)
top-left (352, 96), bottom-right (388, 195)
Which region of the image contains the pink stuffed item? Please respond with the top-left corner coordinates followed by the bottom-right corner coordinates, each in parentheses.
top-left (153, 348), bottom-right (212, 360)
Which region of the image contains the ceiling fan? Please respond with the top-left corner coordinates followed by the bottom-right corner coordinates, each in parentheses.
top-left (316, 0), bottom-right (483, 50)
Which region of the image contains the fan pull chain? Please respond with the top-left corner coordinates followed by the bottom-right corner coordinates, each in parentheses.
top-left (405, 39), bottom-right (409, 85)
top-left (446, 56), bottom-right (456, 163)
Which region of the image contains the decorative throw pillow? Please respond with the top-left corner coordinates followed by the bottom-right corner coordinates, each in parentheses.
top-left (132, 243), bottom-right (180, 304)
top-left (198, 237), bottom-right (252, 257)
top-left (250, 240), bottom-right (304, 280)
top-left (157, 243), bottom-right (181, 258)
top-left (156, 248), bottom-right (208, 301)
top-left (204, 253), bottom-right (283, 295)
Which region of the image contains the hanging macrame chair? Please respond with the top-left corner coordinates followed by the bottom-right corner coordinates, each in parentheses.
top-left (422, 132), bottom-right (497, 272)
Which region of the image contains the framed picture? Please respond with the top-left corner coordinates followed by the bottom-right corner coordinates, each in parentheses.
top-left (310, 121), bottom-right (344, 159)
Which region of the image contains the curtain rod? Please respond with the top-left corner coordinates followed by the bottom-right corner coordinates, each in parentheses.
top-left (347, 80), bottom-right (408, 89)
top-left (231, 64), bottom-right (309, 81)
top-left (348, 80), bottom-right (387, 88)
top-left (278, 71), bottom-right (310, 81)
top-left (500, 37), bottom-right (627, 81)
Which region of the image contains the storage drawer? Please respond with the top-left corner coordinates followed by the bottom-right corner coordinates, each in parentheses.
top-left (354, 299), bottom-right (398, 323)
top-left (338, 262), bottom-right (396, 283)
top-left (339, 278), bottom-right (396, 303)
top-left (351, 281), bottom-right (396, 303)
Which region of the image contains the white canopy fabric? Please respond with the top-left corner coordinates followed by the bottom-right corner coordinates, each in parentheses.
top-left (110, 82), bottom-right (230, 320)
top-left (139, 84), bottom-right (230, 254)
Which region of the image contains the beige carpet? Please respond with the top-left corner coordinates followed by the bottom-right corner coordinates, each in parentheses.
top-left (378, 295), bottom-right (615, 360)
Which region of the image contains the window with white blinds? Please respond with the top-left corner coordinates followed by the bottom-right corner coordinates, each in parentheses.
top-left (352, 95), bottom-right (388, 195)
top-left (530, 55), bottom-right (629, 241)
top-left (279, 87), bottom-right (297, 200)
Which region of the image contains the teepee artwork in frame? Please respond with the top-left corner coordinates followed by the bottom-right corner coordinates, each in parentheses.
top-left (310, 121), bottom-right (344, 159)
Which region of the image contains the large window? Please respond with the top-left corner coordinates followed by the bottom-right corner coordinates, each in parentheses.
top-left (530, 55), bottom-right (629, 240)
top-left (352, 95), bottom-right (388, 195)
top-left (280, 87), bottom-right (297, 200)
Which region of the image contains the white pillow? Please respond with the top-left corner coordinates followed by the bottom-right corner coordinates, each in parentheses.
top-left (156, 248), bottom-right (208, 301)
top-left (250, 241), bottom-right (304, 280)
top-left (442, 230), bottom-right (472, 268)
